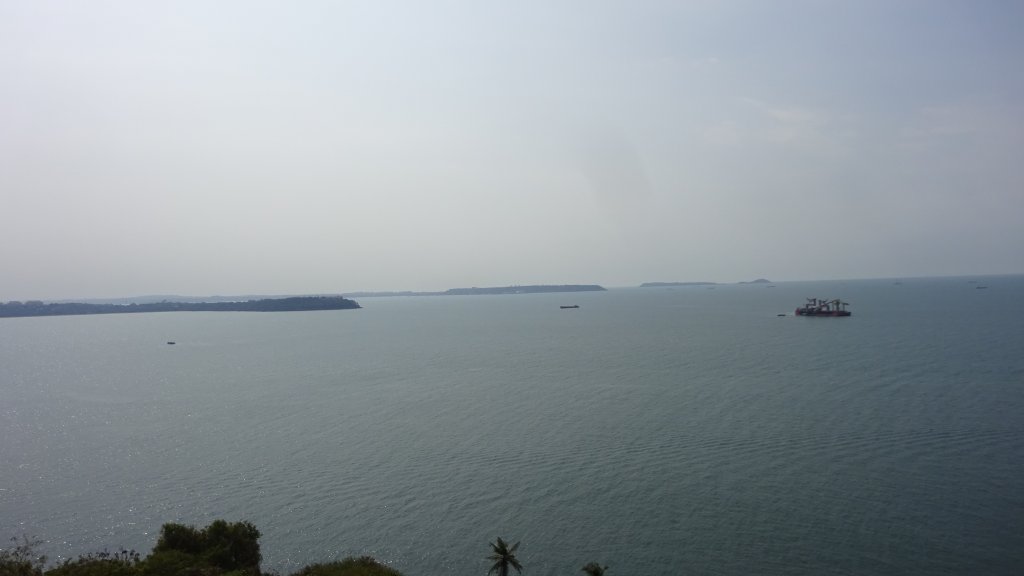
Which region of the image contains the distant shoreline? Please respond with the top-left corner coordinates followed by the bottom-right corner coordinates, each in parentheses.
top-left (0, 296), bottom-right (360, 318)
top-left (13, 275), bottom-right (1020, 306)
top-left (640, 281), bottom-right (718, 287)
top-left (641, 278), bottom-right (771, 287)
top-left (345, 284), bottom-right (607, 298)
top-left (0, 285), bottom-right (611, 317)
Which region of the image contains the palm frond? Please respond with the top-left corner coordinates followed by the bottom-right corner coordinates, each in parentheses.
top-left (486, 537), bottom-right (522, 576)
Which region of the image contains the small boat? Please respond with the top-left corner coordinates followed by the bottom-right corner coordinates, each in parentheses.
top-left (560, 305), bottom-right (580, 309)
top-left (795, 298), bottom-right (851, 317)
top-left (167, 341), bottom-right (176, 345)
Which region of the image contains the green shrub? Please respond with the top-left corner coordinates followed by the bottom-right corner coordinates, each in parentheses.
top-left (199, 522), bottom-right (260, 574)
top-left (154, 526), bottom-right (204, 558)
top-left (289, 557), bottom-right (403, 576)
top-left (138, 549), bottom-right (213, 576)
top-left (149, 521), bottom-right (260, 576)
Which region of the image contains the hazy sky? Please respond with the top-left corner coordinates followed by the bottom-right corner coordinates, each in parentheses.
top-left (2, 1), bottom-right (1023, 300)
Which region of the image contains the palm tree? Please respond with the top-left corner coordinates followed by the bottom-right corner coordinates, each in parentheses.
top-left (487, 538), bottom-right (522, 576)
top-left (581, 562), bottom-right (607, 576)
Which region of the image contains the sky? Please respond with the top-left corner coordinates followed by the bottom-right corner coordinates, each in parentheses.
top-left (2, 1), bottom-right (1023, 300)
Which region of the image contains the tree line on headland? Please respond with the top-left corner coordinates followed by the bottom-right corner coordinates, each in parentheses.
top-left (1, 520), bottom-right (610, 576)
top-left (0, 297), bottom-right (360, 318)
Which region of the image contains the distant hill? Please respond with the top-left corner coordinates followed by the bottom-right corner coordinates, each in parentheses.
top-left (739, 278), bottom-right (772, 284)
top-left (343, 290), bottom-right (443, 298)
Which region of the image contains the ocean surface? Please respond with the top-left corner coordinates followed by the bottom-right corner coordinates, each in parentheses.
top-left (2, 276), bottom-right (1023, 576)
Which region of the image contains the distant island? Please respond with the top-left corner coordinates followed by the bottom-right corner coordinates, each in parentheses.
top-left (0, 296), bottom-right (360, 318)
top-left (641, 278), bottom-right (772, 287)
top-left (342, 290), bottom-right (432, 298)
top-left (343, 285), bottom-right (607, 297)
top-left (640, 281), bottom-right (717, 287)
top-left (443, 284), bottom-right (606, 295)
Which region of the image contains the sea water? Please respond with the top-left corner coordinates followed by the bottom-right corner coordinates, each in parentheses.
top-left (2, 276), bottom-right (1023, 575)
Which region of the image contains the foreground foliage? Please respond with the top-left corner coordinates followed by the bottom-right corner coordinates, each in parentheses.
top-left (3, 522), bottom-right (610, 576)
top-left (0, 536), bottom-right (47, 576)
top-left (0, 522), bottom-right (396, 576)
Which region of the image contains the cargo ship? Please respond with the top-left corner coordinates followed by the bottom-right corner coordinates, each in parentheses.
top-left (795, 298), bottom-right (851, 317)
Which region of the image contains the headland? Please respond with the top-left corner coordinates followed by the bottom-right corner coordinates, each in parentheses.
top-left (0, 296), bottom-right (360, 318)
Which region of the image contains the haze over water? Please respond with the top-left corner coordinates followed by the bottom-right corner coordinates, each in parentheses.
top-left (2, 276), bottom-right (1023, 575)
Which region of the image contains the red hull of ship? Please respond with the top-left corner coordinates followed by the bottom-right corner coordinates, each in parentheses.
top-left (795, 308), bottom-right (851, 317)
